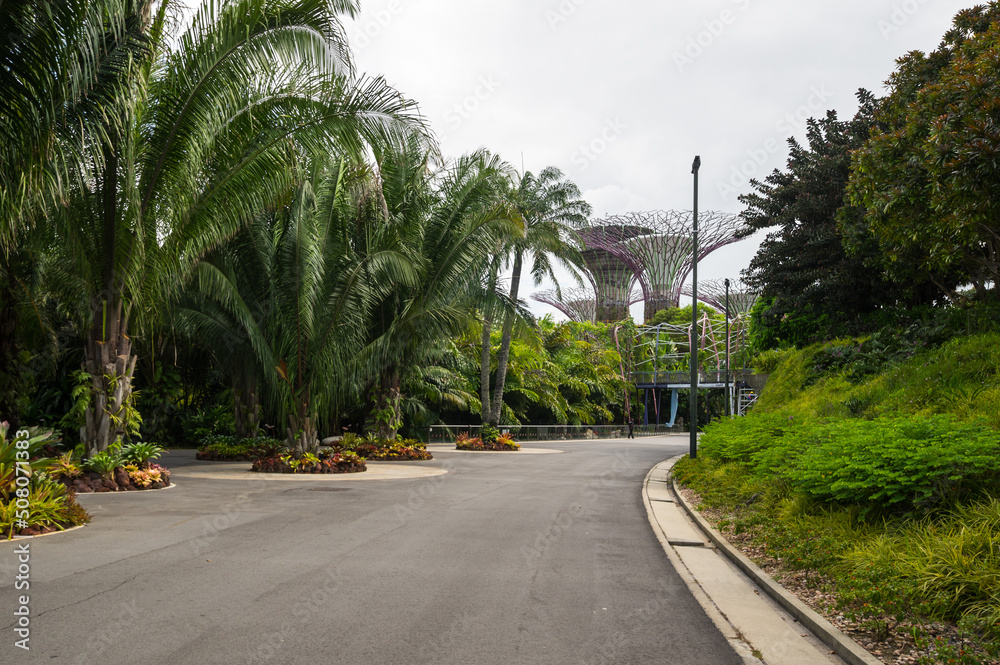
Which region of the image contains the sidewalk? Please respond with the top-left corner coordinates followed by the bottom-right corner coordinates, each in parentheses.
top-left (643, 457), bottom-right (883, 665)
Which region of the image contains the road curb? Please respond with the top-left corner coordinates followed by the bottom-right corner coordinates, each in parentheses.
top-left (670, 470), bottom-right (882, 665)
top-left (642, 458), bottom-right (764, 665)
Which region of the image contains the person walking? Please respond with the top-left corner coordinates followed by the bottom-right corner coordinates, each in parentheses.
top-left (627, 419), bottom-right (635, 439)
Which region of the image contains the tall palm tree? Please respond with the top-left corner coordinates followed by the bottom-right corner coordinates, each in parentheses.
top-left (0, 0), bottom-right (148, 428)
top-left (42, 0), bottom-right (422, 455)
top-left (358, 143), bottom-right (520, 438)
top-left (482, 167), bottom-right (592, 427)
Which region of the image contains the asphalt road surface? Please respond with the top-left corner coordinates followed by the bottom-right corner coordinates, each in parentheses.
top-left (1, 436), bottom-right (742, 664)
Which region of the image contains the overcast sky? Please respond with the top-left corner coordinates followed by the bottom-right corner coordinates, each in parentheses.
top-left (342, 0), bottom-right (972, 321)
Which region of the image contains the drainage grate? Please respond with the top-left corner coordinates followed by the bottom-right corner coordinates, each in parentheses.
top-left (307, 487), bottom-right (352, 492)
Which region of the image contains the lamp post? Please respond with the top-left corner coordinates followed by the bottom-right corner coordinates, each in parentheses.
top-left (724, 278), bottom-right (731, 417)
top-left (690, 156), bottom-right (700, 460)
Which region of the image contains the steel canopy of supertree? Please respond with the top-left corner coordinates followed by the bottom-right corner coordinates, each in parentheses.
top-left (532, 287), bottom-right (598, 323)
top-left (682, 278), bottom-right (759, 317)
top-left (581, 211), bottom-right (742, 321)
top-left (533, 284), bottom-right (644, 323)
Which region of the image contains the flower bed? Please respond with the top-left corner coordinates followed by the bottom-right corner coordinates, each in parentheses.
top-left (455, 432), bottom-right (520, 451)
top-left (50, 442), bottom-right (172, 492)
top-left (251, 450), bottom-right (366, 474)
top-left (330, 434), bottom-right (433, 461)
top-left (196, 434), bottom-right (280, 461)
top-left (1, 424), bottom-right (92, 538)
top-left (62, 464), bottom-right (172, 492)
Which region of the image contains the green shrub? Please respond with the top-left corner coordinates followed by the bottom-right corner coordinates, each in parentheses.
top-left (753, 348), bottom-right (794, 374)
top-left (196, 434), bottom-right (277, 460)
top-left (0, 423), bottom-right (59, 501)
top-left (700, 414), bottom-right (1000, 516)
top-left (783, 416), bottom-right (1000, 514)
top-left (83, 446), bottom-right (122, 479)
top-left (121, 442), bottom-right (164, 467)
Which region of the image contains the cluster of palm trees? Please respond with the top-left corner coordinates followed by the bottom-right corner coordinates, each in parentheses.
top-left (1, 0), bottom-right (592, 455)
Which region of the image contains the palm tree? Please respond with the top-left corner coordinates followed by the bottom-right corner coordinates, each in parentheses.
top-left (358, 144), bottom-right (520, 438)
top-left (481, 167), bottom-right (592, 427)
top-left (177, 157), bottom-right (418, 454)
top-left (41, 0), bottom-right (422, 455)
top-left (0, 0), bottom-right (147, 428)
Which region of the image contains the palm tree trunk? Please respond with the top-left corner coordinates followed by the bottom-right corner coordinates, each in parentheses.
top-left (287, 389), bottom-right (318, 455)
top-left (489, 251), bottom-right (523, 425)
top-left (373, 370), bottom-right (402, 439)
top-left (82, 295), bottom-right (136, 456)
top-left (234, 375), bottom-right (259, 440)
top-left (82, 134), bottom-right (137, 457)
top-left (479, 264), bottom-right (499, 422)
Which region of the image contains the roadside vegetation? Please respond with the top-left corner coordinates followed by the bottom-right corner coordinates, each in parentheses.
top-left (675, 6), bottom-right (1000, 663)
top-left (675, 319), bottom-right (1000, 664)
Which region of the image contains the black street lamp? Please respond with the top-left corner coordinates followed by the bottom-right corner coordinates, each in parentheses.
top-left (724, 278), bottom-right (731, 417)
top-left (690, 156), bottom-right (700, 460)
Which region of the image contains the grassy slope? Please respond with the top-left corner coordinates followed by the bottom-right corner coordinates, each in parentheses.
top-left (674, 332), bottom-right (1000, 664)
top-left (754, 332), bottom-right (1000, 427)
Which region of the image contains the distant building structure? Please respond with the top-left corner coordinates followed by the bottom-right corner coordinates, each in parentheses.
top-left (579, 211), bottom-right (742, 321)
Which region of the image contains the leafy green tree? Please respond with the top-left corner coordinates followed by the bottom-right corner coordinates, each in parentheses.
top-left (847, 4), bottom-right (1000, 300)
top-left (739, 92), bottom-right (933, 349)
top-left (40, 0), bottom-right (419, 455)
top-left (482, 168), bottom-right (591, 426)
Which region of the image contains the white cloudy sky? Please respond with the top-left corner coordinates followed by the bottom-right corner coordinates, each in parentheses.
top-left (342, 0), bottom-right (971, 320)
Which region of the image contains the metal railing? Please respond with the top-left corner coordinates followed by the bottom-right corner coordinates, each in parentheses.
top-left (426, 423), bottom-right (678, 444)
top-left (632, 369), bottom-right (754, 385)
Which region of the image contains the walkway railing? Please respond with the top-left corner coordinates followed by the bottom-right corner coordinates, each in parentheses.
top-left (632, 369), bottom-right (754, 386)
top-left (426, 423), bottom-right (677, 444)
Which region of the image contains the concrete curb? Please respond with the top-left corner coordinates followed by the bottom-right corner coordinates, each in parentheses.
top-left (671, 474), bottom-right (882, 665)
top-left (642, 458), bottom-right (764, 665)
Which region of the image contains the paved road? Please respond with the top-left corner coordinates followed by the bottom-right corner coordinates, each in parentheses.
top-left (1, 437), bottom-right (742, 664)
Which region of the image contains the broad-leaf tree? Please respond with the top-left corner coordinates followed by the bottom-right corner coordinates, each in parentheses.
top-left (739, 91), bottom-right (940, 349)
top-left (847, 4), bottom-right (1000, 301)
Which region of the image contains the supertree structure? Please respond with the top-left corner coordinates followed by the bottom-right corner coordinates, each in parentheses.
top-left (578, 226), bottom-right (646, 322)
top-left (532, 287), bottom-right (598, 323)
top-left (682, 278), bottom-right (759, 317)
top-left (582, 211), bottom-right (742, 321)
top-left (532, 285), bottom-right (643, 323)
